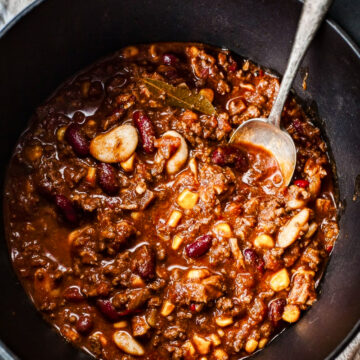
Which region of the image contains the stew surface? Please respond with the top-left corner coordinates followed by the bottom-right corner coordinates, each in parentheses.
top-left (4, 43), bottom-right (339, 360)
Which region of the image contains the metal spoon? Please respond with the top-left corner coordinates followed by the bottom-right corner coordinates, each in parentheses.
top-left (229, 0), bottom-right (332, 186)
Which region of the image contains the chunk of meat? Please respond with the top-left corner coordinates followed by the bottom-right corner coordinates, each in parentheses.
top-left (288, 271), bottom-right (316, 306)
top-left (131, 245), bottom-right (156, 281)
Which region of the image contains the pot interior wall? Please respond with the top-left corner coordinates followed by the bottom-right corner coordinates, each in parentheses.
top-left (0, 0), bottom-right (359, 359)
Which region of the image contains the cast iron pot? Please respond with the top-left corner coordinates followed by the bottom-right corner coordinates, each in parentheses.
top-left (0, 0), bottom-right (359, 359)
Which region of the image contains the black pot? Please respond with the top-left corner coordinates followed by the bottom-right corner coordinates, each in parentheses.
top-left (0, 0), bottom-right (359, 359)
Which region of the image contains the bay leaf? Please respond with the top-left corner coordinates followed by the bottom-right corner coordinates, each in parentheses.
top-left (142, 78), bottom-right (216, 116)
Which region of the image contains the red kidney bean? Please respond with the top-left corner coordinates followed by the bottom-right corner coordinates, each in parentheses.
top-left (132, 245), bottom-right (156, 280)
top-left (76, 315), bottom-right (94, 335)
top-left (186, 235), bottom-right (213, 258)
top-left (133, 110), bottom-right (156, 153)
top-left (211, 145), bottom-right (248, 171)
top-left (65, 123), bottom-right (89, 157)
top-left (243, 248), bottom-right (265, 273)
top-left (54, 195), bottom-right (78, 224)
top-left (162, 53), bottom-right (178, 66)
top-left (189, 303), bottom-right (196, 312)
top-left (294, 179), bottom-right (309, 188)
top-left (268, 298), bottom-right (286, 325)
top-left (96, 299), bottom-right (120, 322)
top-left (228, 61), bottom-right (237, 72)
top-left (97, 163), bottom-right (119, 195)
top-left (63, 286), bottom-right (84, 302)
top-left (325, 244), bottom-right (333, 253)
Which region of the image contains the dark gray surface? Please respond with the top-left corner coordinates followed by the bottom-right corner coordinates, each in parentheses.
top-left (329, 0), bottom-right (360, 46)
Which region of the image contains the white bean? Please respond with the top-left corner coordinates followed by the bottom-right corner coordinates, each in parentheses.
top-left (162, 130), bottom-right (188, 174)
top-left (90, 124), bottom-right (138, 163)
top-left (277, 208), bottom-right (310, 248)
top-left (113, 330), bottom-right (145, 356)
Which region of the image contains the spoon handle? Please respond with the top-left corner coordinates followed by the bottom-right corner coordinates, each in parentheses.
top-left (268, 0), bottom-right (333, 128)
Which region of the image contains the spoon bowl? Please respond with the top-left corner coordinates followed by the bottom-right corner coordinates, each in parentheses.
top-left (229, 119), bottom-right (296, 186)
top-left (229, 0), bottom-right (332, 186)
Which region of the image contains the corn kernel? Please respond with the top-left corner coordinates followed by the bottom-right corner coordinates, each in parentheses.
top-left (199, 88), bottom-right (214, 102)
top-left (282, 304), bottom-right (300, 323)
top-left (113, 321), bottom-right (128, 329)
top-left (245, 339), bottom-right (258, 353)
top-left (81, 81), bottom-right (91, 97)
top-left (270, 269), bottom-right (290, 292)
top-left (167, 210), bottom-right (182, 227)
top-left (85, 167), bottom-right (96, 186)
top-left (161, 300), bottom-right (175, 316)
top-left (254, 234), bottom-right (274, 249)
top-left (131, 211), bottom-right (142, 220)
top-left (215, 316), bottom-right (233, 327)
top-left (120, 154), bottom-right (136, 172)
top-left (183, 340), bottom-right (196, 356)
top-left (213, 349), bottom-right (229, 360)
top-left (210, 333), bottom-right (221, 346)
top-left (25, 145), bottom-right (43, 162)
top-left (130, 274), bottom-right (145, 288)
top-left (214, 223), bottom-right (232, 238)
top-left (177, 189), bottom-right (199, 209)
top-left (217, 329), bottom-right (225, 337)
top-left (192, 334), bottom-right (211, 355)
top-left (172, 235), bottom-right (184, 250)
top-left (57, 126), bottom-right (67, 141)
top-left (258, 338), bottom-right (268, 349)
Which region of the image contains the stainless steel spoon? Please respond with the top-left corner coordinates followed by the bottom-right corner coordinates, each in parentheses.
top-left (229, 0), bottom-right (333, 186)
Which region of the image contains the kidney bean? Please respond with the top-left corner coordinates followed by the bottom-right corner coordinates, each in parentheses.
top-left (132, 245), bottom-right (156, 280)
top-left (211, 145), bottom-right (248, 171)
top-left (294, 179), bottom-right (309, 188)
top-left (133, 111), bottom-right (156, 153)
top-left (325, 244), bottom-right (333, 253)
top-left (162, 53), bottom-right (178, 66)
top-left (63, 286), bottom-right (84, 302)
top-left (96, 299), bottom-right (121, 322)
top-left (54, 195), bottom-right (78, 224)
top-left (65, 123), bottom-right (89, 157)
top-left (243, 248), bottom-right (265, 273)
top-left (97, 163), bottom-right (119, 195)
top-left (228, 61), bottom-right (237, 72)
top-left (76, 315), bottom-right (94, 335)
top-left (186, 235), bottom-right (213, 258)
top-left (268, 298), bottom-right (286, 325)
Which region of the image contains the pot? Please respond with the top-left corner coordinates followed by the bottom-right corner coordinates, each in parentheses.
top-left (0, 0), bottom-right (359, 359)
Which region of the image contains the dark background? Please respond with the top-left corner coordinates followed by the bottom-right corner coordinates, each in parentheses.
top-left (327, 0), bottom-right (359, 46)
